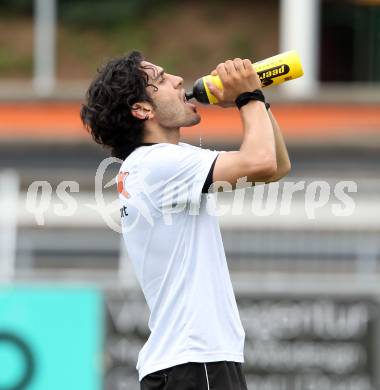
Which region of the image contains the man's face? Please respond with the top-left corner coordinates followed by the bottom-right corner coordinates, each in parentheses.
top-left (141, 61), bottom-right (201, 128)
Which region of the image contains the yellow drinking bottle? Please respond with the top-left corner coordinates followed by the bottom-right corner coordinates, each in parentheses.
top-left (185, 50), bottom-right (304, 104)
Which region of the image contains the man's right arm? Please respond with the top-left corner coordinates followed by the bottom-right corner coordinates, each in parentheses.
top-left (206, 58), bottom-right (277, 190)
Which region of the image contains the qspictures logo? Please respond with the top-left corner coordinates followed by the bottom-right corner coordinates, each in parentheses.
top-left (23, 157), bottom-right (358, 234)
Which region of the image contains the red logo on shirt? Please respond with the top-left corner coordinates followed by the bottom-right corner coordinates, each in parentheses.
top-left (117, 171), bottom-right (130, 198)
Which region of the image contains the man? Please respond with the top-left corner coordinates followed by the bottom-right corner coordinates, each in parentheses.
top-left (81, 51), bottom-right (291, 390)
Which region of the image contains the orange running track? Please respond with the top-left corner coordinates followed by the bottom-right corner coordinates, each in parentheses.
top-left (0, 102), bottom-right (379, 142)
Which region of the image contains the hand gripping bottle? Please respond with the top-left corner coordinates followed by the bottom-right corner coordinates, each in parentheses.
top-left (185, 50), bottom-right (304, 104)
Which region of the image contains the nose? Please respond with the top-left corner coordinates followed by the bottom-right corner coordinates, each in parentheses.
top-left (171, 74), bottom-right (183, 88)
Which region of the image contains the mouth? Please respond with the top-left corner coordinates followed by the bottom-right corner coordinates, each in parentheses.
top-left (182, 90), bottom-right (188, 104)
top-left (181, 90), bottom-right (197, 112)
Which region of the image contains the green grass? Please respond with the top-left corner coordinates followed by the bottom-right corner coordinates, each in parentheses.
top-left (0, 47), bottom-right (33, 76)
top-left (0, 1), bottom-right (277, 80)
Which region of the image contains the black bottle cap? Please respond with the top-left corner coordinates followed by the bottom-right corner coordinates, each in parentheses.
top-left (193, 77), bottom-right (210, 104)
top-left (185, 91), bottom-right (193, 101)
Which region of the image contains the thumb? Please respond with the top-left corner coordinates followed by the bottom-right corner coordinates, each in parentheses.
top-left (210, 69), bottom-right (217, 76)
top-left (206, 81), bottom-right (223, 101)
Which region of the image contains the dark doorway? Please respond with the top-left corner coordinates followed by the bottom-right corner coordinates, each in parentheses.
top-left (320, 0), bottom-right (380, 82)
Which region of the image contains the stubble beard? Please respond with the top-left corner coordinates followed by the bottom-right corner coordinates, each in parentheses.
top-left (155, 100), bottom-right (201, 128)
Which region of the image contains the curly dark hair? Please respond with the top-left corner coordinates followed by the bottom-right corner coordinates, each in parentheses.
top-left (80, 51), bottom-right (157, 160)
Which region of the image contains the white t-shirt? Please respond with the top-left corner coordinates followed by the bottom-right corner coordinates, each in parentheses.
top-left (117, 142), bottom-right (245, 381)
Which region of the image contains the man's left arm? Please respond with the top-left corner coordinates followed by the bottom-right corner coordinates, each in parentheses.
top-left (265, 108), bottom-right (291, 182)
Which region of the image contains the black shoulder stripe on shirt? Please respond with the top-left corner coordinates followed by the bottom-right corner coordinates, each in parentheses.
top-left (202, 155), bottom-right (219, 194)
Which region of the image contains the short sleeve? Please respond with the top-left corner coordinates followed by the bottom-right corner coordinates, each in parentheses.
top-left (139, 144), bottom-right (219, 213)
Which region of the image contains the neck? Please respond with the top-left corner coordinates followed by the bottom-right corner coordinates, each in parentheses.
top-left (143, 123), bottom-right (180, 144)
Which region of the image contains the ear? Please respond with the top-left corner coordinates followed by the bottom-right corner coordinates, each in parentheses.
top-left (131, 102), bottom-right (154, 120)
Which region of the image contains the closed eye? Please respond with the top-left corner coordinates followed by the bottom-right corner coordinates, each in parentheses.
top-left (154, 69), bottom-right (165, 84)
